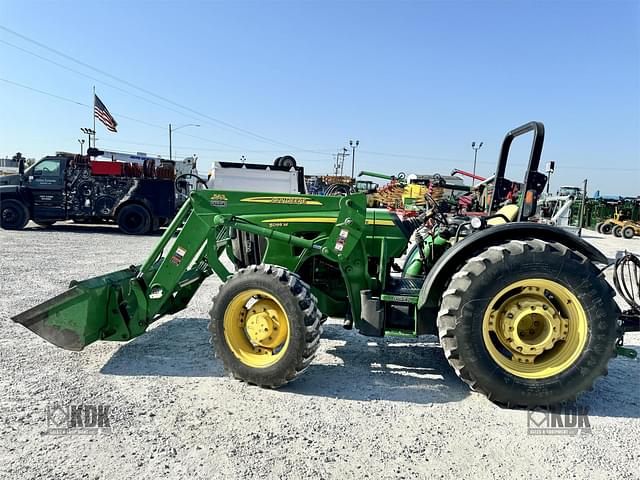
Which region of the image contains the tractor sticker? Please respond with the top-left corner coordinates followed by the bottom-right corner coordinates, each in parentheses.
top-left (171, 246), bottom-right (187, 265)
top-left (267, 222), bottom-right (289, 228)
top-left (240, 196), bottom-right (323, 206)
top-left (335, 228), bottom-right (349, 252)
top-left (210, 194), bottom-right (228, 207)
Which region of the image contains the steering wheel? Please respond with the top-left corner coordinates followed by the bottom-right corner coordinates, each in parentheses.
top-left (424, 192), bottom-right (449, 227)
top-left (42, 167), bottom-right (50, 173)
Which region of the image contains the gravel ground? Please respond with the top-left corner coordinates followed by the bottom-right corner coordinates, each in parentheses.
top-left (1, 222), bottom-right (638, 479)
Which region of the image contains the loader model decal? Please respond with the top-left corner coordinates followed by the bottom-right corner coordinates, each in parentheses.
top-left (210, 194), bottom-right (228, 208)
top-left (240, 196), bottom-right (323, 206)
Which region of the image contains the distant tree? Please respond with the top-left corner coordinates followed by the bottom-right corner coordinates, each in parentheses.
top-left (26, 158), bottom-right (36, 167)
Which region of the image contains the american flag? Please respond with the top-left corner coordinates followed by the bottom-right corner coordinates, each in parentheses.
top-left (94, 94), bottom-right (118, 132)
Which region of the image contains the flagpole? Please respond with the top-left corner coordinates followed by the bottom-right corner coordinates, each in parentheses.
top-left (92, 86), bottom-right (96, 148)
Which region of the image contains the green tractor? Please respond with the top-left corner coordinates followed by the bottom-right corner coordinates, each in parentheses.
top-left (13, 122), bottom-right (635, 407)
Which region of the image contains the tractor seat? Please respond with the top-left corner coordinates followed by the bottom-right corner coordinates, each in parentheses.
top-left (487, 204), bottom-right (519, 225)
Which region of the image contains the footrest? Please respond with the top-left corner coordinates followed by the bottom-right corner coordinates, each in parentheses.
top-left (382, 277), bottom-right (424, 303)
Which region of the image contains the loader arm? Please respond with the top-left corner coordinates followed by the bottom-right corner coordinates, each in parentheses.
top-left (13, 190), bottom-right (372, 350)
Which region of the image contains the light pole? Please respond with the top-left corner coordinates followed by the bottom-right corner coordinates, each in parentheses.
top-left (78, 139), bottom-right (85, 155)
top-left (349, 139), bottom-right (359, 180)
top-left (169, 123), bottom-right (200, 161)
top-left (471, 141), bottom-right (483, 186)
top-left (81, 127), bottom-right (95, 148)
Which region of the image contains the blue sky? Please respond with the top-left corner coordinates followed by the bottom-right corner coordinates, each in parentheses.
top-left (1, 0), bottom-right (638, 195)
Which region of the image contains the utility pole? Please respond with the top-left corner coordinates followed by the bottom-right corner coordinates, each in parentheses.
top-left (169, 124), bottom-right (172, 161)
top-left (334, 150), bottom-right (346, 176)
top-left (78, 139), bottom-right (85, 155)
top-left (349, 139), bottom-right (359, 180)
top-left (471, 141), bottom-right (483, 186)
top-left (169, 123), bottom-right (200, 161)
top-left (340, 147), bottom-right (349, 176)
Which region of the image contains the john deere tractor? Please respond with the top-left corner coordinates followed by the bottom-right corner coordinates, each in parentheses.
top-left (13, 122), bottom-right (637, 407)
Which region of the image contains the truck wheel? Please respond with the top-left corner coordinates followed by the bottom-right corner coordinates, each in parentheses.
top-left (595, 222), bottom-right (604, 233)
top-left (117, 204), bottom-right (151, 235)
top-left (613, 225), bottom-right (623, 237)
top-left (210, 264), bottom-right (323, 388)
top-left (437, 239), bottom-right (618, 407)
top-left (600, 223), bottom-right (613, 234)
top-left (1, 200), bottom-right (29, 230)
top-left (622, 226), bottom-right (635, 239)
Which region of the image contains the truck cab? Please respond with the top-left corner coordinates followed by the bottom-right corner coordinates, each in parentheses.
top-left (0, 154), bottom-right (69, 228)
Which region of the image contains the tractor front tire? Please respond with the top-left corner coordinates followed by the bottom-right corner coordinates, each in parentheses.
top-left (210, 265), bottom-right (322, 388)
top-left (1, 200), bottom-right (29, 230)
top-left (613, 225), bottom-right (623, 237)
top-left (595, 222), bottom-right (604, 234)
top-left (437, 239), bottom-right (618, 407)
top-left (622, 226), bottom-right (635, 239)
top-left (601, 223), bottom-right (613, 235)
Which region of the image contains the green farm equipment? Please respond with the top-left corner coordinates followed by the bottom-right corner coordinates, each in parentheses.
top-left (13, 122), bottom-right (636, 407)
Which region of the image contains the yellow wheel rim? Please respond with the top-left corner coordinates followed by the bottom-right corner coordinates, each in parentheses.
top-left (482, 279), bottom-right (587, 379)
top-left (223, 289), bottom-right (290, 368)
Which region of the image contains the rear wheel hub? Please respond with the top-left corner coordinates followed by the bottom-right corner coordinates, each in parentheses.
top-left (483, 279), bottom-right (587, 379)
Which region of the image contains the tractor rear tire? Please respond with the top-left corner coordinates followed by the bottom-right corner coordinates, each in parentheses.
top-left (117, 204), bottom-right (151, 235)
top-left (209, 264), bottom-right (322, 388)
top-left (601, 223), bottom-right (613, 235)
top-left (595, 222), bottom-right (604, 233)
top-left (613, 225), bottom-right (623, 237)
top-left (437, 239), bottom-right (618, 407)
top-left (622, 226), bottom-right (635, 239)
top-left (1, 200), bottom-right (29, 230)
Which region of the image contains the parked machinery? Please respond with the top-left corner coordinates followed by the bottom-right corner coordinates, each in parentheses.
top-left (13, 122), bottom-right (639, 407)
top-left (597, 208), bottom-right (640, 239)
top-left (0, 148), bottom-right (198, 234)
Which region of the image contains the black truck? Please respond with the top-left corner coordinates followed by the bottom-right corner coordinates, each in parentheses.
top-left (0, 152), bottom-right (184, 234)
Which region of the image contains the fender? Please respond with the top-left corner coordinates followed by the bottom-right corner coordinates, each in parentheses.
top-left (0, 184), bottom-right (30, 206)
top-left (417, 223), bottom-right (608, 312)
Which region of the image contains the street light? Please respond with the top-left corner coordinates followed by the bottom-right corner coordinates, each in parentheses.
top-left (169, 123), bottom-right (200, 161)
top-left (349, 139), bottom-right (359, 180)
top-left (471, 141), bottom-right (483, 186)
top-left (81, 127), bottom-right (95, 148)
top-left (78, 139), bottom-right (85, 155)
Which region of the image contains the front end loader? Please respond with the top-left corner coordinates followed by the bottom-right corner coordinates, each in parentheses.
top-left (13, 122), bottom-right (638, 407)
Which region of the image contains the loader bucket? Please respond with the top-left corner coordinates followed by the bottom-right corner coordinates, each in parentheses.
top-left (12, 268), bottom-right (137, 351)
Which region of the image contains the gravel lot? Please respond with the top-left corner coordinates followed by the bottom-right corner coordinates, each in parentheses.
top-left (1, 222), bottom-right (638, 479)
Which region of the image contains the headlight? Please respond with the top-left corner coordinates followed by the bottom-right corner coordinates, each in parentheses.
top-left (470, 216), bottom-right (484, 229)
